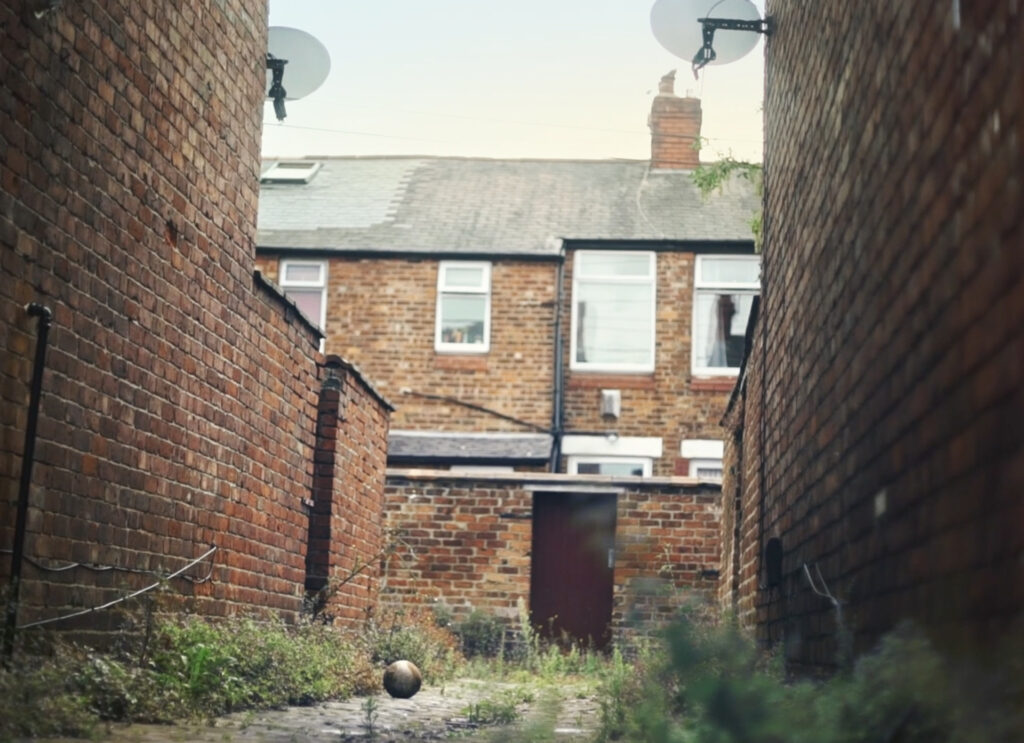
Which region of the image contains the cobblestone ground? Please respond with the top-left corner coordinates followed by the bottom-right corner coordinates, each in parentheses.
top-left (58, 679), bottom-right (600, 742)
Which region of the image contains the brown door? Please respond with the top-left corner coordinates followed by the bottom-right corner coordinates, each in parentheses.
top-left (530, 491), bottom-right (617, 648)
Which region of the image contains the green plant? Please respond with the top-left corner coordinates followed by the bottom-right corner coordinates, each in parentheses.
top-left (593, 614), bottom-right (1024, 743)
top-left (366, 606), bottom-right (462, 683)
top-left (362, 694), bottom-right (380, 739)
top-left (456, 608), bottom-right (506, 659)
top-left (691, 155), bottom-right (764, 249)
top-left (463, 688), bottom-right (532, 725)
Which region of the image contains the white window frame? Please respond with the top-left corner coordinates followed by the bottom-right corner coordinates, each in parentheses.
top-left (278, 259), bottom-right (328, 334)
top-left (692, 254), bottom-right (760, 377)
top-left (435, 261), bottom-right (491, 354)
top-left (570, 251), bottom-right (657, 373)
top-left (567, 456), bottom-right (652, 477)
top-left (688, 459), bottom-right (724, 482)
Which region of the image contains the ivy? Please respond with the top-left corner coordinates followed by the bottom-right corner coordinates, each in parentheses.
top-left (691, 155), bottom-right (764, 250)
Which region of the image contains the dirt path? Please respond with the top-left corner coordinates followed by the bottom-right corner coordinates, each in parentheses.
top-left (72, 678), bottom-right (600, 742)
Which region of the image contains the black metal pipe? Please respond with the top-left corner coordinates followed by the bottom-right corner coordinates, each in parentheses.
top-left (3, 303), bottom-right (53, 659)
top-left (549, 254), bottom-right (566, 472)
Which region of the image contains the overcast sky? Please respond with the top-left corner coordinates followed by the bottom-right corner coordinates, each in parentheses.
top-left (260, 1), bottom-right (766, 162)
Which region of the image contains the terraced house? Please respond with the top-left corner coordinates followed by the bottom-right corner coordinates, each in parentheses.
top-left (256, 72), bottom-right (760, 483)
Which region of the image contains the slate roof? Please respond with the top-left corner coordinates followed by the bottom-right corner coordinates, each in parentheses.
top-left (388, 431), bottom-right (553, 462)
top-left (257, 157), bottom-right (758, 256)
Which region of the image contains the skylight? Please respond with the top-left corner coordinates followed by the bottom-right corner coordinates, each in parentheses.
top-left (260, 161), bottom-right (322, 184)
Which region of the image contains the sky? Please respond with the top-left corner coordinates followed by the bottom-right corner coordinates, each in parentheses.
top-left (260, 1), bottom-right (766, 163)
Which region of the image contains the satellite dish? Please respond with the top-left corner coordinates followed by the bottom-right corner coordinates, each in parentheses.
top-left (650, 0), bottom-right (761, 66)
top-left (266, 27), bottom-right (331, 101)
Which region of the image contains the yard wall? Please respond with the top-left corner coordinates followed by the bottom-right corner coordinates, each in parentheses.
top-left (0, 0), bottom-right (389, 641)
top-left (723, 1), bottom-right (1024, 670)
top-left (381, 470), bottom-right (721, 643)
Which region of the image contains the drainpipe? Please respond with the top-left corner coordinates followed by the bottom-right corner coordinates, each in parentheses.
top-left (4, 303), bottom-right (53, 659)
top-left (549, 242), bottom-right (566, 472)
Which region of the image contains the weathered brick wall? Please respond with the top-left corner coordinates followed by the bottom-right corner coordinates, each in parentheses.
top-left (0, 1), bottom-right (367, 639)
top-left (257, 256), bottom-right (558, 433)
top-left (719, 305), bottom-right (763, 627)
top-left (726, 1), bottom-right (1024, 669)
top-left (306, 357), bottom-right (391, 627)
top-left (612, 484), bottom-right (721, 643)
top-left (562, 249), bottom-right (734, 476)
top-left (381, 470), bottom-right (721, 640)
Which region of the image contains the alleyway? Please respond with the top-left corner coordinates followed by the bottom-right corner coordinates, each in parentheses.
top-left (46, 679), bottom-right (599, 742)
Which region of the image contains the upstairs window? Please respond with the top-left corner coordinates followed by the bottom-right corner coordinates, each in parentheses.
top-left (435, 262), bottom-right (490, 353)
top-left (571, 251), bottom-right (656, 372)
top-left (279, 259), bottom-right (327, 332)
top-left (692, 255), bottom-right (759, 375)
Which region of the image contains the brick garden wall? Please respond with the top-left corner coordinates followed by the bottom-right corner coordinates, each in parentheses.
top-left (0, 1), bottom-right (389, 640)
top-left (724, 1), bottom-right (1024, 669)
top-left (305, 357), bottom-right (391, 627)
top-left (381, 470), bottom-right (721, 641)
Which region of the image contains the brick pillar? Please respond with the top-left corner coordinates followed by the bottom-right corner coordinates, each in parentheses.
top-left (305, 358), bottom-right (345, 592)
top-left (648, 70), bottom-right (703, 169)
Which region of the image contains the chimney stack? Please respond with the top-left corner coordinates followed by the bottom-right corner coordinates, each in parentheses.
top-left (648, 70), bottom-right (702, 170)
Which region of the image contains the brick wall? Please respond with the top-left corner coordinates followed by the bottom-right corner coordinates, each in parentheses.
top-left (305, 357), bottom-right (391, 627)
top-left (562, 248), bottom-right (735, 476)
top-left (724, 2), bottom-right (1024, 670)
top-left (381, 470), bottom-right (721, 641)
top-left (0, 1), bottom-right (388, 640)
top-left (256, 256), bottom-right (558, 433)
top-left (258, 249), bottom-right (741, 477)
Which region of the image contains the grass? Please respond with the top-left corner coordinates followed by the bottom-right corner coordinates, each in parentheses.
top-left (0, 607), bottom-right (456, 740)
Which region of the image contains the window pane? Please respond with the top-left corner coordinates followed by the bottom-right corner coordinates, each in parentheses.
top-left (440, 294), bottom-right (486, 344)
top-left (578, 252), bottom-right (651, 278)
top-left (284, 288), bottom-right (323, 328)
top-left (699, 257), bottom-right (759, 284)
top-left (577, 461), bottom-right (645, 476)
top-left (443, 265), bottom-right (485, 289)
top-left (575, 281), bottom-right (652, 365)
top-left (283, 263), bottom-right (321, 283)
top-left (693, 291), bottom-right (754, 369)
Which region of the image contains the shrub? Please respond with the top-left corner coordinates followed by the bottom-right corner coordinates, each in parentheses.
top-left (366, 606), bottom-right (462, 683)
top-left (595, 615), bottom-right (1024, 743)
top-left (456, 609), bottom-right (506, 659)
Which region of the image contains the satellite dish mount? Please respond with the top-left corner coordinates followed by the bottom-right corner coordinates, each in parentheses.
top-left (266, 54), bottom-right (288, 121)
top-left (692, 16), bottom-right (772, 77)
top-left (264, 27), bottom-right (331, 123)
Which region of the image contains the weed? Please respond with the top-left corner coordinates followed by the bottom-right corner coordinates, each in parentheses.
top-left (361, 695), bottom-right (379, 739)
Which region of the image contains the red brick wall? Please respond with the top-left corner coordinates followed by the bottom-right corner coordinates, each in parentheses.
top-left (381, 470), bottom-right (721, 640)
top-left (562, 249), bottom-right (734, 476)
top-left (724, 2), bottom-right (1024, 669)
top-left (306, 357), bottom-right (391, 627)
top-left (257, 256), bottom-right (558, 433)
top-left (0, 1), bottom-right (382, 639)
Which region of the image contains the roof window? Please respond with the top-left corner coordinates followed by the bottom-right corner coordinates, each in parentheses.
top-left (260, 161), bottom-right (322, 184)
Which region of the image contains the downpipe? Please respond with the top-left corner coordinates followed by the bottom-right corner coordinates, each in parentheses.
top-left (3, 303), bottom-right (53, 659)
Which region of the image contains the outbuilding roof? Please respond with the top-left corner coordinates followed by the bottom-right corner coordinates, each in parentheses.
top-left (256, 156), bottom-right (758, 257)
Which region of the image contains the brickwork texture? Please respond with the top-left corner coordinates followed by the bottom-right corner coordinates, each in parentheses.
top-left (381, 471), bottom-right (721, 640)
top-left (0, 0), bottom-right (390, 639)
top-left (724, 1), bottom-right (1024, 670)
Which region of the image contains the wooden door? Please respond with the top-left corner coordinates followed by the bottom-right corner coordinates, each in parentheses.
top-left (530, 491), bottom-right (617, 648)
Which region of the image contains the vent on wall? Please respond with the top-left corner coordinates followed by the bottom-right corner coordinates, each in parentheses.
top-left (261, 161), bottom-right (322, 184)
